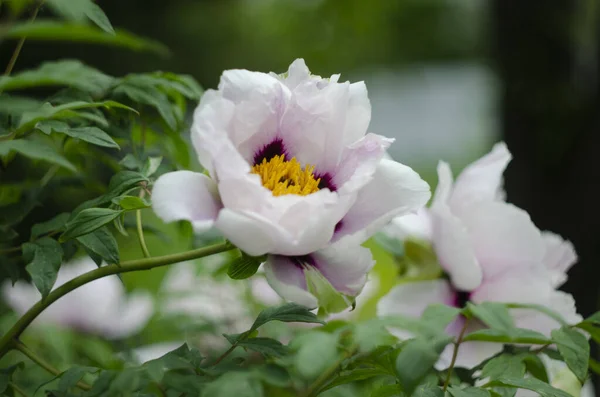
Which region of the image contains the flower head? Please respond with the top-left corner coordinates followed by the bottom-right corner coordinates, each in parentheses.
top-left (2, 257), bottom-right (154, 339)
top-left (377, 142), bottom-right (581, 368)
top-left (152, 59), bottom-right (430, 312)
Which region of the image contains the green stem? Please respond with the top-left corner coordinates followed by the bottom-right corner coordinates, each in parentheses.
top-left (0, 241), bottom-right (235, 358)
top-left (12, 341), bottom-right (91, 391)
top-left (9, 382), bottom-right (29, 397)
top-left (212, 344), bottom-right (239, 366)
top-left (3, 0), bottom-right (44, 77)
top-left (442, 317), bottom-right (471, 392)
top-left (136, 189), bottom-right (151, 258)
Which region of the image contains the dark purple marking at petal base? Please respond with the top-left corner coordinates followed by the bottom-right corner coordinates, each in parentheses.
top-left (253, 138), bottom-right (287, 165)
top-left (315, 172), bottom-right (336, 191)
top-left (455, 291), bottom-right (471, 309)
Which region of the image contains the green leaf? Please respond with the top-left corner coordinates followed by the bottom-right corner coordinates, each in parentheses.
top-left (523, 354), bottom-right (550, 383)
top-left (19, 100), bottom-right (137, 133)
top-left (394, 336), bottom-right (452, 395)
top-left (113, 82), bottom-right (177, 129)
top-left (111, 195), bottom-right (150, 210)
top-left (467, 302), bottom-right (515, 332)
top-left (227, 253), bottom-right (265, 280)
top-left (251, 364), bottom-right (291, 388)
top-left (250, 302), bottom-right (325, 332)
top-left (589, 357), bottom-right (600, 375)
top-left (47, 0), bottom-right (115, 34)
top-left (201, 372), bottom-right (263, 397)
top-left (148, 72), bottom-right (204, 99)
top-left (237, 337), bottom-right (289, 358)
top-left (463, 328), bottom-right (551, 345)
top-left (579, 311), bottom-right (600, 326)
top-left (143, 344), bottom-right (203, 382)
top-left (291, 331), bottom-right (340, 380)
top-left (22, 237), bottom-right (64, 298)
top-left (370, 384), bottom-right (404, 397)
top-left (0, 95), bottom-right (43, 115)
top-left (421, 304), bottom-right (462, 332)
top-left (0, 60), bottom-right (112, 93)
top-left (31, 212), bottom-right (70, 239)
top-left (3, 21), bottom-right (169, 55)
top-left (551, 327), bottom-right (589, 383)
top-left (305, 266), bottom-right (353, 315)
top-left (412, 385), bottom-right (444, 397)
top-left (36, 121), bottom-right (120, 149)
top-left (354, 319), bottom-right (398, 353)
top-left (481, 354), bottom-right (526, 380)
top-left (57, 366), bottom-right (98, 392)
top-left (448, 386), bottom-right (491, 397)
top-left (0, 363), bottom-right (25, 394)
top-left (60, 208), bottom-right (124, 241)
top-left (74, 171), bottom-right (148, 212)
top-left (76, 227), bottom-right (119, 265)
top-left (0, 139), bottom-right (75, 171)
top-left (320, 368), bottom-right (390, 394)
top-left (489, 377), bottom-right (573, 397)
top-left (142, 156), bottom-right (162, 177)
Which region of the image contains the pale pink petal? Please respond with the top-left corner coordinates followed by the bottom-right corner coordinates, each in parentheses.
top-left (263, 255), bottom-right (318, 308)
top-left (152, 171), bottom-right (222, 232)
top-left (383, 208), bottom-right (433, 243)
top-left (438, 330), bottom-right (503, 370)
top-left (108, 291), bottom-right (154, 339)
top-left (333, 133), bottom-right (394, 195)
top-left (449, 142), bottom-right (512, 212)
top-left (334, 159), bottom-right (431, 243)
top-left (430, 205), bottom-right (482, 291)
top-left (342, 81), bottom-right (372, 146)
top-left (218, 68), bottom-right (283, 103)
top-left (280, 81), bottom-right (351, 171)
top-left (377, 280), bottom-right (457, 318)
top-left (377, 280), bottom-right (457, 341)
top-left (278, 58), bottom-right (311, 90)
top-left (461, 201), bottom-right (545, 281)
top-left (431, 161), bottom-right (454, 208)
top-left (542, 231), bottom-right (577, 288)
top-left (311, 235), bottom-right (375, 296)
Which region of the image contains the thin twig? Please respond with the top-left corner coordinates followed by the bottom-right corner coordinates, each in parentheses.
top-left (12, 340), bottom-right (91, 391)
top-left (9, 382), bottom-right (29, 397)
top-left (212, 344), bottom-right (239, 366)
top-left (443, 317), bottom-right (471, 392)
top-left (3, 0), bottom-right (45, 76)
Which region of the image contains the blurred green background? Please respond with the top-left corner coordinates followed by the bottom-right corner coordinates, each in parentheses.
top-left (1, 0), bottom-right (599, 390)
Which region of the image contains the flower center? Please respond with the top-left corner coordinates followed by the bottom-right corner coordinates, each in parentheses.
top-left (251, 154), bottom-right (321, 196)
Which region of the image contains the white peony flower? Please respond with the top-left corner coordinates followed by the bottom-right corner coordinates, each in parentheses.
top-left (152, 59), bottom-right (430, 313)
top-left (2, 257), bottom-right (154, 339)
top-left (378, 142), bottom-right (581, 368)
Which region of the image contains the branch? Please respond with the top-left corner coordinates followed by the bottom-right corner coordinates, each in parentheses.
top-left (0, 241), bottom-right (235, 357)
top-left (443, 317), bottom-right (471, 392)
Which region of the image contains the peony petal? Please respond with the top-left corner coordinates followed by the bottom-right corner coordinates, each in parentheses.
top-left (334, 159), bottom-right (431, 243)
top-left (542, 231), bottom-right (577, 288)
top-left (310, 235), bottom-right (375, 296)
top-left (152, 171), bottom-right (222, 232)
top-left (216, 176), bottom-right (350, 256)
top-left (342, 81), bottom-right (372, 146)
top-left (280, 81), bottom-right (351, 171)
top-left (449, 142), bottom-right (512, 213)
top-left (431, 161), bottom-right (454, 208)
top-left (108, 291), bottom-right (154, 339)
top-left (377, 279), bottom-right (458, 341)
top-left (218, 68), bottom-right (283, 103)
top-left (263, 255), bottom-right (318, 308)
top-left (377, 279), bottom-right (457, 319)
top-left (333, 133), bottom-right (394, 195)
top-left (382, 208), bottom-right (433, 243)
top-left (438, 333), bottom-right (503, 370)
top-left (430, 204), bottom-right (482, 291)
top-left (278, 58), bottom-right (312, 90)
top-left (460, 201), bottom-right (545, 281)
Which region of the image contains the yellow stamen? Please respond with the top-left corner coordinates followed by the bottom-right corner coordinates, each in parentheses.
top-left (251, 154), bottom-right (321, 196)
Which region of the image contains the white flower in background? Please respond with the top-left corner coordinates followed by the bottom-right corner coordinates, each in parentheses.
top-left (378, 142), bottom-right (581, 368)
top-left (2, 257), bottom-right (153, 339)
top-left (152, 59), bottom-right (430, 313)
top-left (516, 355), bottom-right (595, 397)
